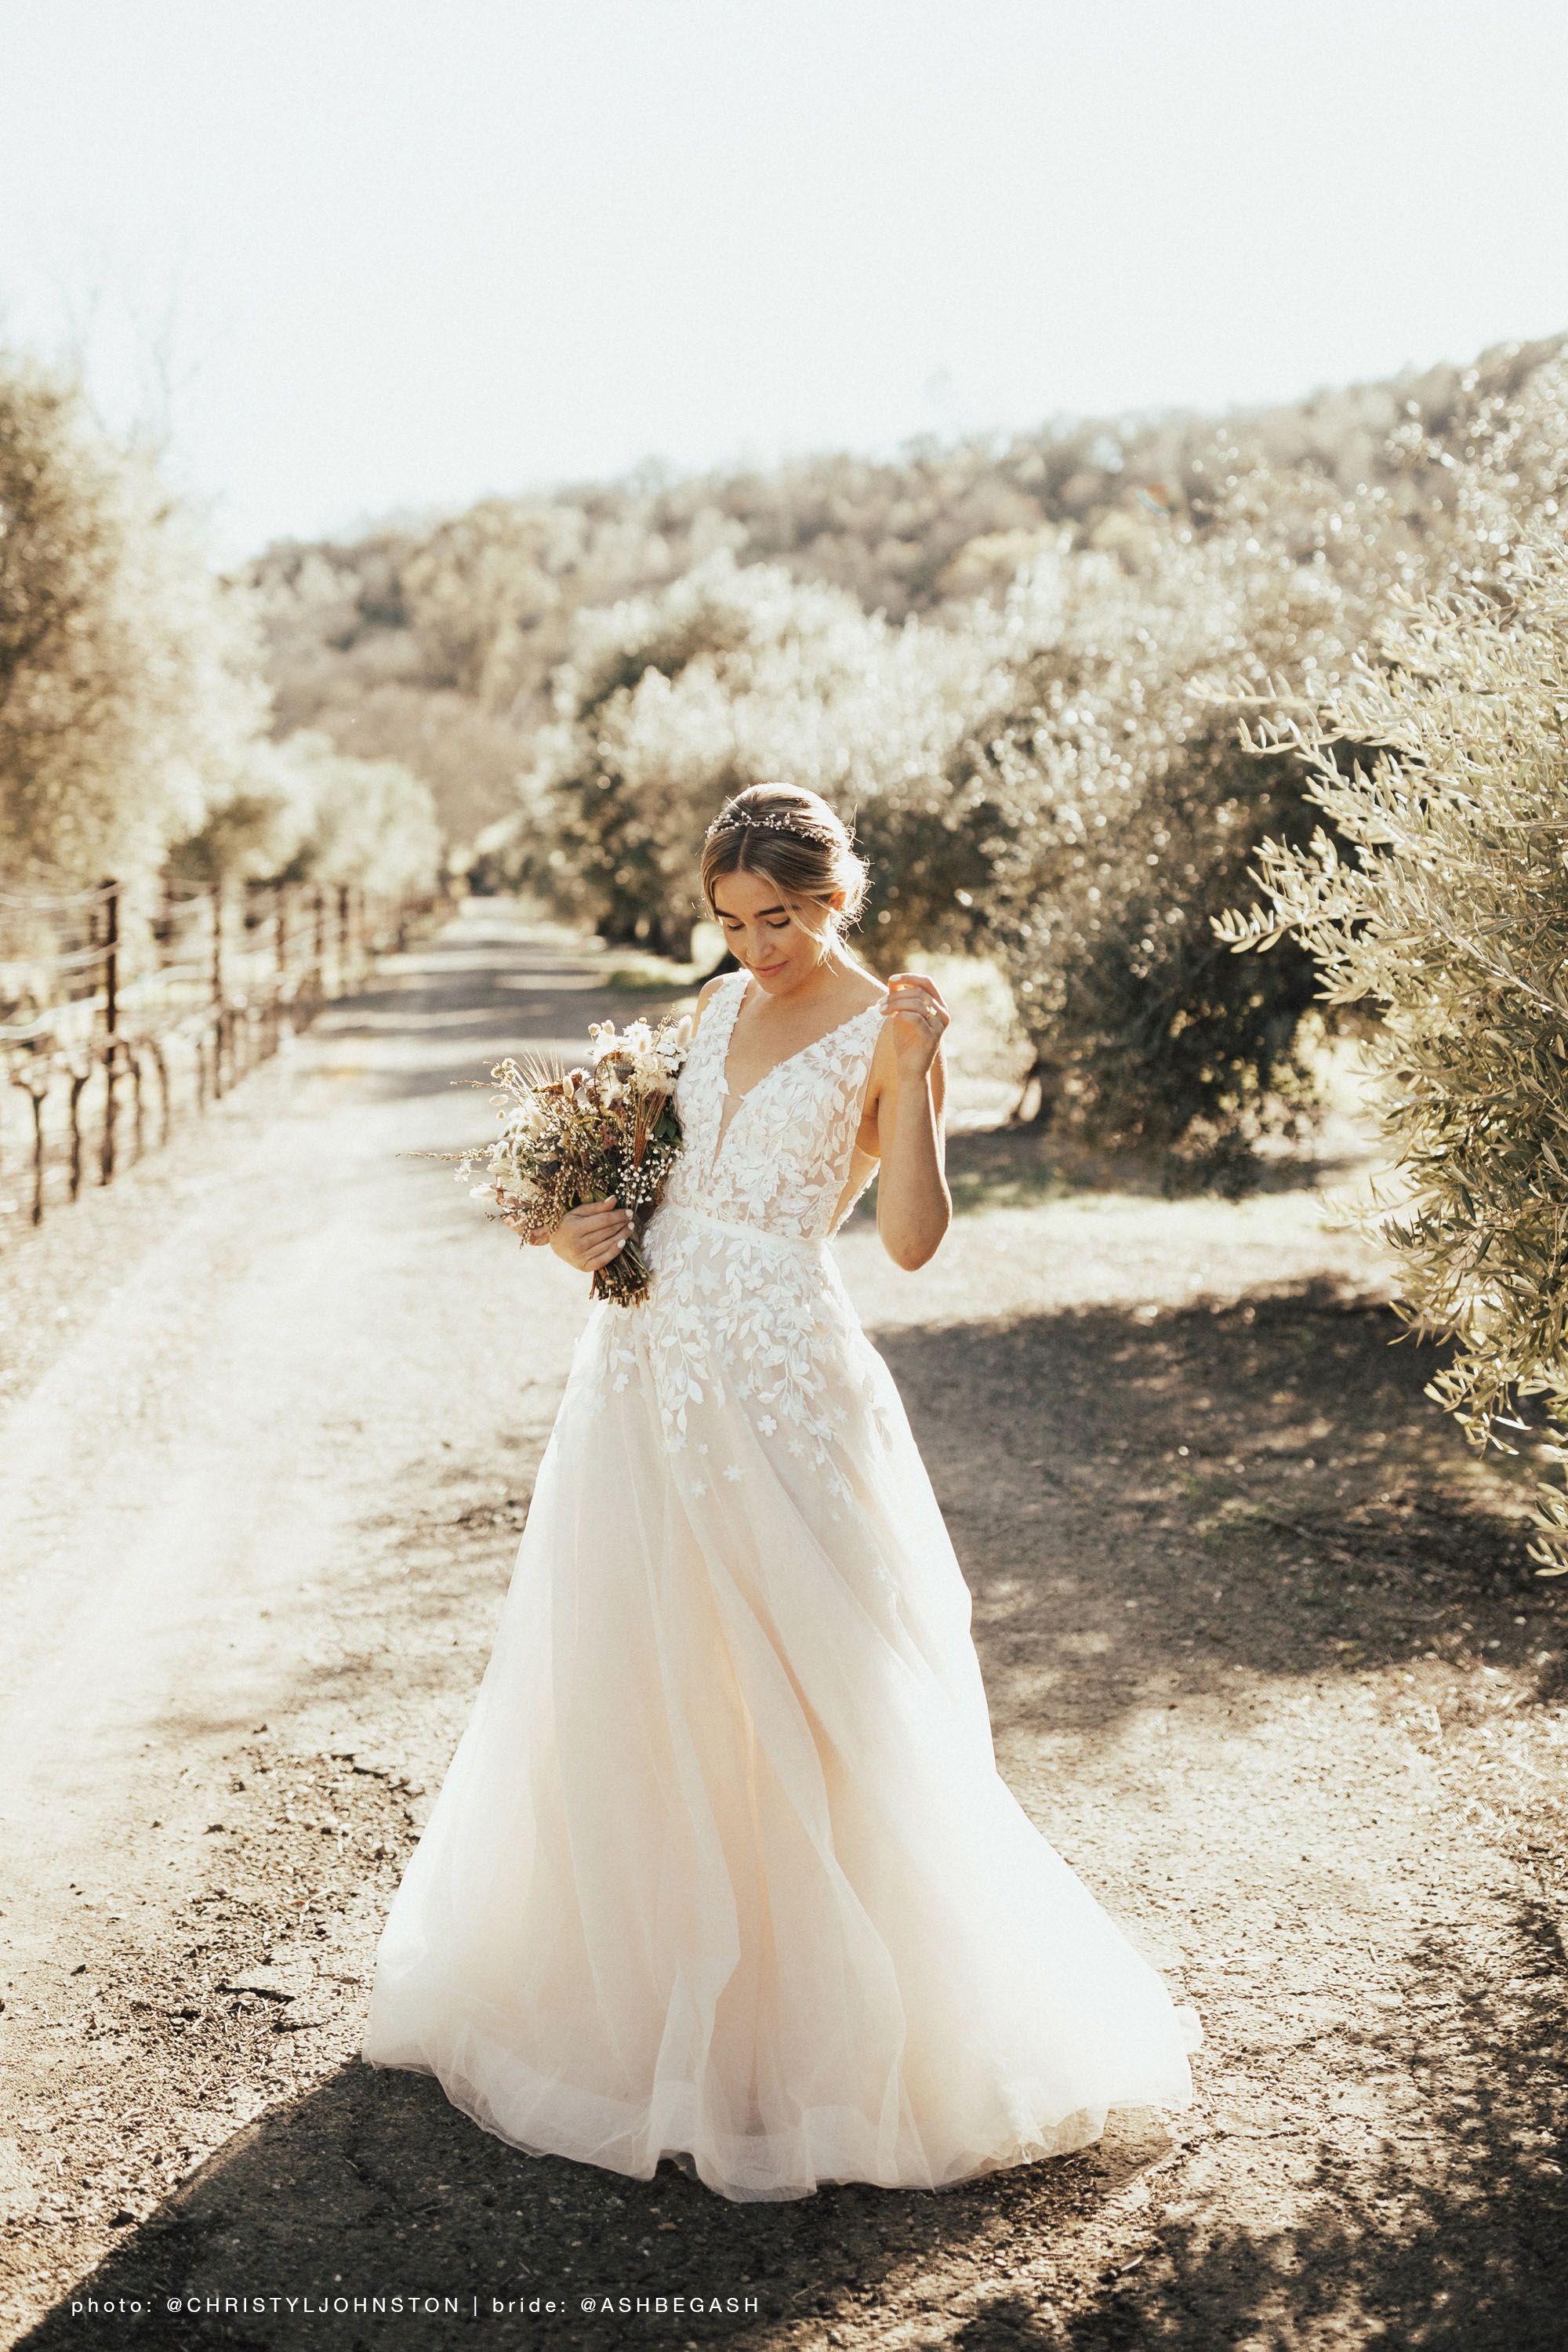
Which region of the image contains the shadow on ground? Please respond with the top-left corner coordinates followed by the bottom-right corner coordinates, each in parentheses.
top-left (20, 1901), bottom-right (1567, 2352)
top-left (1029, 1893), bottom-right (1568, 2350)
top-left (880, 1279), bottom-right (1556, 1740)
top-left (16, 2057), bottom-right (1145, 2350)
top-left (936, 1120), bottom-right (1367, 1215)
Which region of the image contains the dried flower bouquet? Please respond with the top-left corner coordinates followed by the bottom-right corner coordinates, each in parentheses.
top-left (457, 1012), bottom-right (691, 1306)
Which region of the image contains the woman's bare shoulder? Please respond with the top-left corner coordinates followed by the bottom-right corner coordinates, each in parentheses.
top-left (839, 964), bottom-right (889, 1020)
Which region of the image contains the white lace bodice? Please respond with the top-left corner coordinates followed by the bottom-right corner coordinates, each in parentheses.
top-left (567, 967), bottom-right (891, 1507)
top-left (660, 967), bottom-right (885, 1243)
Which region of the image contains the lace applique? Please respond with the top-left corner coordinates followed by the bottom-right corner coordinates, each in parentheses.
top-left (663, 969), bottom-right (884, 1243)
top-left (572, 968), bottom-right (890, 1513)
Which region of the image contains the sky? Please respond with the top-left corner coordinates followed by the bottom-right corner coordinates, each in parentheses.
top-left (0, 0), bottom-right (1564, 562)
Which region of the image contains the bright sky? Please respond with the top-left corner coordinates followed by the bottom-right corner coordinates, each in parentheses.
top-left (1, 0), bottom-right (1563, 562)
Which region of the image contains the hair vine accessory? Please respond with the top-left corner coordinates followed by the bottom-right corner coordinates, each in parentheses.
top-left (704, 808), bottom-right (843, 844)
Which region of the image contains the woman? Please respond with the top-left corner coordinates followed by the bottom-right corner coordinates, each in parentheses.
top-left (361, 782), bottom-right (1201, 2202)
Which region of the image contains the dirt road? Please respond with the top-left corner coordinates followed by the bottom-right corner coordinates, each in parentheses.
top-left (2, 902), bottom-right (1565, 2350)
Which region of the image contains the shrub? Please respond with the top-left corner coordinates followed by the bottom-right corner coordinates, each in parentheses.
top-left (524, 552), bottom-right (1001, 964)
top-left (962, 471), bottom-right (1404, 1162)
top-left (1215, 516), bottom-right (1568, 1567)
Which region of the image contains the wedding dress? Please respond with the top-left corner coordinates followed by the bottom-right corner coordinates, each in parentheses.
top-left (360, 967), bottom-right (1202, 2201)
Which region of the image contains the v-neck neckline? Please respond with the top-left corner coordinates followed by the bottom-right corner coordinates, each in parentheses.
top-left (710, 971), bottom-right (884, 1164)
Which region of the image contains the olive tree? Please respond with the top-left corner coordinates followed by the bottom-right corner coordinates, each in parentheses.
top-left (164, 728), bottom-right (441, 901)
top-left (1215, 520), bottom-right (1568, 1566)
top-left (525, 552), bottom-right (1002, 964)
top-left (961, 476), bottom-right (1402, 1165)
top-left (0, 353), bottom-right (268, 893)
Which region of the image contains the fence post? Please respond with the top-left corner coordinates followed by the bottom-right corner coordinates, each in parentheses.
top-left (274, 885), bottom-right (289, 1052)
top-left (25, 1075), bottom-right (45, 1225)
top-left (67, 1060), bottom-right (91, 1200)
top-left (211, 889), bottom-right (225, 1098)
top-left (150, 1040), bottom-right (170, 1145)
top-left (99, 877), bottom-right (120, 1184)
top-left (8, 1062), bottom-right (50, 1227)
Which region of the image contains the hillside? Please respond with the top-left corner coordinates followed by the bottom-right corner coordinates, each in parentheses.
top-left (241, 332), bottom-right (1565, 851)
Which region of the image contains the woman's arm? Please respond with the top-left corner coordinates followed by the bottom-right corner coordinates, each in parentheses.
top-left (872, 972), bottom-right (951, 1272)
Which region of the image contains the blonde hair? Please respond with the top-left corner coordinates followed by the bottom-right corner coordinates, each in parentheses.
top-left (699, 784), bottom-right (869, 955)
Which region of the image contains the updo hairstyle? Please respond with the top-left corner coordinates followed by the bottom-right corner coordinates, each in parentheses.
top-left (699, 783), bottom-right (869, 956)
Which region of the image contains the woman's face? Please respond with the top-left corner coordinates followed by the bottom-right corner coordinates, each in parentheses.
top-left (708, 867), bottom-right (842, 997)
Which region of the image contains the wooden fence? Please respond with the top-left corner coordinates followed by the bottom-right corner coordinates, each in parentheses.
top-left (0, 875), bottom-right (445, 1229)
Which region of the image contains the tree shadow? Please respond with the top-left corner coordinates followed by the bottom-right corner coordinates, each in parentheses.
top-left (869, 1285), bottom-right (1568, 2347)
top-left (19, 1889), bottom-right (1567, 2352)
top-left (1011, 1895), bottom-right (1568, 2352)
top-left (936, 1120), bottom-right (1370, 1216)
top-left (13, 2057), bottom-right (1167, 2350)
top-left (875, 1279), bottom-right (1555, 1748)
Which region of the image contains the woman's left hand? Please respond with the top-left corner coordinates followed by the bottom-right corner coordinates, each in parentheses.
top-left (882, 972), bottom-right (950, 1080)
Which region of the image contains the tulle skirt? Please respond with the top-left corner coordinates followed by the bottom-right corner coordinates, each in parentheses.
top-left (360, 1227), bottom-right (1202, 2201)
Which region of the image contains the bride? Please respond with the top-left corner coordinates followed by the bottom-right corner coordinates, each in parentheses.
top-left (360, 782), bottom-right (1201, 2202)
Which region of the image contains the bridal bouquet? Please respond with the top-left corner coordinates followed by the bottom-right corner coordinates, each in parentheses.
top-left (458, 1011), bottom-right (691, 1306)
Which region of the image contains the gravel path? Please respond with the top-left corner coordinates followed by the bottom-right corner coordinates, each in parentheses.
top-left (1, 901), bottom-right (1565, 2352)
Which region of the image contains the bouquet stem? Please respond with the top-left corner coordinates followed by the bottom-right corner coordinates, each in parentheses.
top-left (591, 1228), bottom-right (652, 1307)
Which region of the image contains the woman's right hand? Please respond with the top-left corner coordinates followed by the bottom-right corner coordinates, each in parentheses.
top-left (550, 1196), bottom-right (633, 1274)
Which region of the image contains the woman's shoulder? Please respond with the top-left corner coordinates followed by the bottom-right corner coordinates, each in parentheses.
top-left (837, 964), bottom-right (889, 1019)
top-left (689, 967), bottom-right (742, 1033)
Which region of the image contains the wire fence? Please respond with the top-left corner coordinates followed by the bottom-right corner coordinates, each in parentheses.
top-left (0, 874), bottom-right (446, 1229)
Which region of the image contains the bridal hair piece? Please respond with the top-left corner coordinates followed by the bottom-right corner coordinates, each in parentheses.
top-left (700, 783), bottom-right (869, 945)
top-left (707, 808), bottom-right (835, 843)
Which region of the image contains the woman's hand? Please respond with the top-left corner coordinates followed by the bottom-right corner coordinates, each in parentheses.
top-left (882, 973), bottom-right (950, 1081)
top-left (549, 1196), bottom-right (633, 1274)
top-left (500, 1214), bottom-right (553, 1246)
top-left (871, 976), bottom-right (951, 1271)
